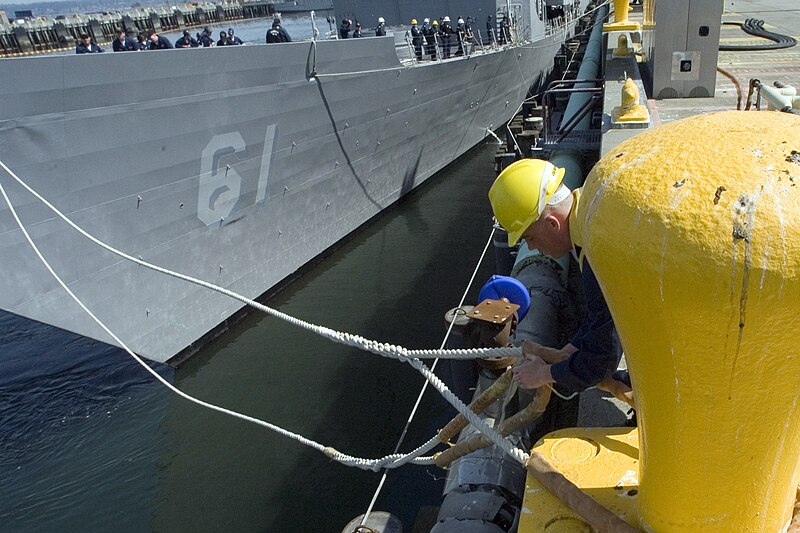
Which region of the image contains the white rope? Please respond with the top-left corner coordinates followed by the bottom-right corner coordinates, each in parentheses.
top-left (549, 385), bottom-right (580, 401)
top-left (362, 227), bottom-right (499, 524)
top-left (0, 159), bottom-right (529, 469)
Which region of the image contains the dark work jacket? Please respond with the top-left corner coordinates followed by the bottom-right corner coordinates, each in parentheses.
top-left (151, 36), bottom-right (173, 49)
top-left (175, 36), bottom-right (199, 48)
top-left (266, 26), bottom-right (283, 43)
top-left (550, 257), bottom-right (619, 392)
top-left (199, 33), bottom-right (215, 47)
top-left (267, 25), bottom-right (292, 43)
top-left (410, 25), bottom-right (423, 45)
top-left (228, 36), bottom-right (243, 45)
top-left (112, 37), bottom-right (136, 51)
top-left (439, 22), bottom-right (453, 38)
top-left (352, 28), bottom-right (363, 38)
top-left (339, 21), bottom-right (350, 38)
top-left (375, 23), bottom-right (386, 37)
top-left (422, 24), bottom-right (435, 42)
top-left (76, 42), bottom-right (103, 54)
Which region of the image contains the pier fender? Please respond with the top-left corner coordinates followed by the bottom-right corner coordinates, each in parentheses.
top-left (580, 110), bottom-right (800, 532)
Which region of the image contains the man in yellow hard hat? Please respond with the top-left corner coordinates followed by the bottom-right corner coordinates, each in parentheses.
top-left (410, 18), bottom-right (423, 61)
top-left (488, 159), bottom-right (621, 395)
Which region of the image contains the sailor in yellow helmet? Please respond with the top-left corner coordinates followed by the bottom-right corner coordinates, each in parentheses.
top-left (488, 159), bottom-right (624, 400)
top-left (410, 18), bottom-right (423, 60)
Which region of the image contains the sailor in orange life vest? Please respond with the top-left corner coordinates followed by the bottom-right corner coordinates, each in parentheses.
top-left (488, 159), bottom-right (621, 392)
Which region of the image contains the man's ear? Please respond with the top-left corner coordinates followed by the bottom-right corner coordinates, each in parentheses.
top-left (543, 213), bottom-right (561, 232)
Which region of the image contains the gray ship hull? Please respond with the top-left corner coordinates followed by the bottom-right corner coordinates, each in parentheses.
top-left (273, 0), bottom-right (334, 13)
top-left (0, 16), bottom-right (581, 363)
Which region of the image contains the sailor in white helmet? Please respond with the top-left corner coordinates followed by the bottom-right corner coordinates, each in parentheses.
top-left (376, 16), bottom-right (386, 36)
top-left (439, 15), bottom-right (453, 58)
top-left (456, 16), bottom-right (466, 56)
top-left (421, 18), bottom-right (436, 60)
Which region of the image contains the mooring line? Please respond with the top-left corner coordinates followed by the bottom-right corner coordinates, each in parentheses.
top-left (0, 159), bottom-right (530, 472)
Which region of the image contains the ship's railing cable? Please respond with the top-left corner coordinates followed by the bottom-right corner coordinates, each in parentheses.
top-left (310, 20), bottom-right (554, 80)
top-left (306, 7), bottom-right (610, 82)
top-left (360, 227), bottom-right (498, 526)
top-left (0, 159), bottom-right (530, 471)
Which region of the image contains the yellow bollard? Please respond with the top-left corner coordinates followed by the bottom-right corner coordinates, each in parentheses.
top-left (611, 77), bottom-right (649, 125)
top-left (612, 33), bottom-right (633, 57)
top-left (604, 0), bottom-right (641, 32)
top-left (581, 110), bottom-right (800, 532)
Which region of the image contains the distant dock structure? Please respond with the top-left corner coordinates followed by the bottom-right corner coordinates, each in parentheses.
top-left (0, 0), bottom-right (329, 56)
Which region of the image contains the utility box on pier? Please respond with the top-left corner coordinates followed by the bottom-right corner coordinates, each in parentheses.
top-left (641, 0), bottom-right (723, 98)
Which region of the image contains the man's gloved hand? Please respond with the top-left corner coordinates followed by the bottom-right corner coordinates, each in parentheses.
top-left (513, 354), bottom-right (554, 389)
top-left (522, 340), bottom-right (570, 364)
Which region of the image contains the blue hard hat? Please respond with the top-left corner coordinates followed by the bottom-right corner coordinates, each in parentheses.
top-left (478, 275), bottom-right (530, 320)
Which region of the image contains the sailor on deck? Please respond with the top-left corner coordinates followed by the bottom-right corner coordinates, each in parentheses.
top-left (410, 19), bottom-right (423, 60)
top-left (499, 14), bottom-right (511, 44)
top-left (375, 17), bottom-right (386, 37)
top-left (227, 28), bottom-right (243, 45)
top-left (112, 30), bottom-right (136, 52)
top-left (339, 18), bottom-right (351, 39)
top-left (488, 159), bottom-right (621, 394)
top-left (455, 17), bottom-right (466, 56)
top-left (175, 30), bottom-right (199, 48)
top-left (199, 28), bottom-right (215, 47)
top-left (76, 34), bottom-right (103, 54)
top-left (423, 19), bottom-right (437, 60)
top-left (352, 22), bottom-right (363, 38)
top-left (149, 32), bottom-right (173, 50)
top-left (439, 16), bottom-right (453, 58)
top-left (266, 18), bottom-right (292, 43)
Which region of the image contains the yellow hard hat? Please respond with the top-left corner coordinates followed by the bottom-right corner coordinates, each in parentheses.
top-left (488, 159), bottom-right (566, 246)
top-left (411, 18), bottom-right (417, 25)
top-left (432, 20), bottom-right (438, 26)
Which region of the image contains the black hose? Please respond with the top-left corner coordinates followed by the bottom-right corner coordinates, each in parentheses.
top-left (720, 18), bottom-right (797, 51)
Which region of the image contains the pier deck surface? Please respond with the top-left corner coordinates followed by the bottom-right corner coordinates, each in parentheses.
top-left (603, 0), bottom-right (800, 156)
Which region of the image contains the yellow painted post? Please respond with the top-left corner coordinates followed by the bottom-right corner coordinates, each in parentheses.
top-left (604, 0), bottom-right (641, 32)
top-left (580, 110), bottom-right (800, 531)
top-left (611, 78), bottom-right (649, 124)
top-left (612, 33), bottom-right (633, 57)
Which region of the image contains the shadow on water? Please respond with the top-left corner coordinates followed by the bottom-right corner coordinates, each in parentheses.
top-left (153, 141), bottom-right (499, 531)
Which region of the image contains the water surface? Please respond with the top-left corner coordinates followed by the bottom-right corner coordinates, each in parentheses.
top-left (0, 141), bottom-right (499, 532)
